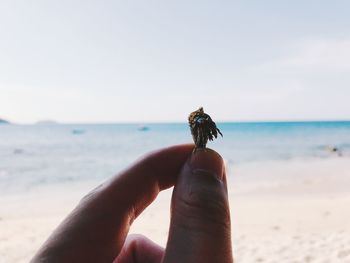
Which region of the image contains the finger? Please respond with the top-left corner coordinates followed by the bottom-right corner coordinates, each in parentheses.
top-left (31, 144), bottom-right (194, 263)
top-left (163, 148), bottom-right (233, 263)
top-left (113, 234), bottom-right (164, 263)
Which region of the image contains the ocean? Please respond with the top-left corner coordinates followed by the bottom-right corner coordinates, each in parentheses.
top-left (0, 121), bottom-right (349, 194)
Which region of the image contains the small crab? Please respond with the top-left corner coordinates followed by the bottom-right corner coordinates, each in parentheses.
top-left (188, 107), bottom-right (223, 148)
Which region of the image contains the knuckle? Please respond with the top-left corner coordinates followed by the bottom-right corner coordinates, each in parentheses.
top-left (79, 183), bottom-right (104, 205)
top-left (175, 181), bottom-right (230, 233)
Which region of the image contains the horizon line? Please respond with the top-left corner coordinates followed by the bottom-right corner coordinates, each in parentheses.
top-left (4, 119), bottom-right (350, 125)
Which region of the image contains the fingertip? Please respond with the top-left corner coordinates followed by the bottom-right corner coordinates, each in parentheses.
top-left (189, 148), bottom-right (225, 181)
top-left (114, 234), bottom-right (164, 263)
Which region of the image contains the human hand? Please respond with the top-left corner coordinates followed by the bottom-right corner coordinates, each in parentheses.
top-left (30, 144), bottom-right (232, 263)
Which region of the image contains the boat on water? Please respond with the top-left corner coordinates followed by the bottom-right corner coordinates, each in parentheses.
top-left (137, 125), bottom-right (150, 131)
top-left (72, 129), bottom-right (85, 135)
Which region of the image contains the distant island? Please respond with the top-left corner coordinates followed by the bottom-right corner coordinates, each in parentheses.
top-left (0, 118), bottom-right (10, 124)
top-left (35, 120), bottom-right (59, 125)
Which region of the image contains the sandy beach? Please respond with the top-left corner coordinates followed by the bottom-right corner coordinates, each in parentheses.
top-left (1, 157), bottom-right (350, 263)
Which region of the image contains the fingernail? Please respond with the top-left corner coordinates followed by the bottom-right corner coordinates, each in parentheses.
top-left (189, 148), bottom-right (224, 180)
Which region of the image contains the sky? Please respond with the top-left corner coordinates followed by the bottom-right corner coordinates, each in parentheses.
top-left (1, 0), bottom-right (350, 123)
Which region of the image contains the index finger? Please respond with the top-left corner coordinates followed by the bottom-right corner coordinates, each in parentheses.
top-left (31, 144), bottom-right (194, 263)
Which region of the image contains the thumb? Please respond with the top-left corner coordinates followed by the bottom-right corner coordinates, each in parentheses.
top-left (163, 148), bottom-right (233, 263)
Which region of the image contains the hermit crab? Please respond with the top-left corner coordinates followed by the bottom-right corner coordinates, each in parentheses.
top-left (188, 107), bottom-right (223, 148)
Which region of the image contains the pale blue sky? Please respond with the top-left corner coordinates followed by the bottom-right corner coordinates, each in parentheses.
top-left (1, 1), bottom-right (350, 123)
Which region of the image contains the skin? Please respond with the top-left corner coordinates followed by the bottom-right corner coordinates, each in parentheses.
top-left (30, 144), bottom-right (233, 263)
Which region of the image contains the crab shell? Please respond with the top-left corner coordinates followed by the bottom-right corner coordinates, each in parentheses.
top-left (188, 107), bottom-right (223, 148)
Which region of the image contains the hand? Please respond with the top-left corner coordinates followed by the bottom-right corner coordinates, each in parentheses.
top-left (30, 144), bottom-right (233, 263)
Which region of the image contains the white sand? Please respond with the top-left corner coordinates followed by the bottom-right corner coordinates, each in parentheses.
top-left (1, 157), bottom-right (350, 263)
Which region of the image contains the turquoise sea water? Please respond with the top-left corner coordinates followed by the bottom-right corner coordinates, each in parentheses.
top-left (0, 121), bottom-right (349, 193)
